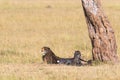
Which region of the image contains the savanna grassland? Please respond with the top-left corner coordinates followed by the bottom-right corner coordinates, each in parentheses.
top-left (0, 0), bottom-right (120, 80)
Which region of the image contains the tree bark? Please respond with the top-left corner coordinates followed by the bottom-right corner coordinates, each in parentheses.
top-left (81, 0), bottom-right (118, 62)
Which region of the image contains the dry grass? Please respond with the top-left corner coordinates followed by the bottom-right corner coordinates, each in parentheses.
top-left (0, 63), bottom-right (120, 80)
top-left (0, 0), bottom-right (120, 80)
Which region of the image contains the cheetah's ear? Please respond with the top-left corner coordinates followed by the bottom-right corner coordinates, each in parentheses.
top-left (42, 46), bottom-right (50, 49)
top-left (48, 47), bottom-right (50, 50)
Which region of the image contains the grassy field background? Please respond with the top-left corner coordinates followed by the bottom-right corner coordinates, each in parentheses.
top-left (0, 0), bottom-right (120, 80)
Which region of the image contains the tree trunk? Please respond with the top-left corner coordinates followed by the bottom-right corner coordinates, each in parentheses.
top-left (81, 0), bottom-right (118, 62)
